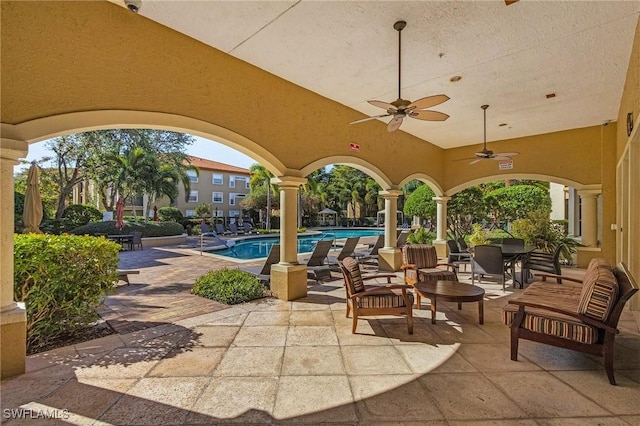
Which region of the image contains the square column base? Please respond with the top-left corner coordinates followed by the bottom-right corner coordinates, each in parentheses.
top-left (378, 248), bottom-right (403, 271)
top-left (270, 264), bottom-right (308, 301)
top-left (1, 306), bottom-right (26, 379)
top-left (432, 240), bottom-right (448, 259)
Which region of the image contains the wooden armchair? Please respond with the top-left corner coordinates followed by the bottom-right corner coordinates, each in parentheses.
top-left (401, 244), bottom-right (457, 308)
top-left (338, 257), bottom-right (413, 334)
top-left (503, 259), bottom-right (638, 385)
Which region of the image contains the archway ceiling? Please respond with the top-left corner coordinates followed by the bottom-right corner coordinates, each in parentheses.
top-left (122, 1), bottom-right (638, 150)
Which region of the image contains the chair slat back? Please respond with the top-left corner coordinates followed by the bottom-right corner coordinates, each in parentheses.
top-left (339, 257), bottom-right (365, 295)
top-left (260, 244), bottom-right (280, 275)
top-left (402, 244), bottom-right (438, 268)
top-left (336, 237), bottom-right (360, 261)
top-left (471, 245), bottom-right (504, 275)
top-left (306, 240), bottom-right (333, 266)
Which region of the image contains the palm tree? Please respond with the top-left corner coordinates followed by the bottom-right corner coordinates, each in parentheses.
top-left (249, 164), bottom-right (277, 229)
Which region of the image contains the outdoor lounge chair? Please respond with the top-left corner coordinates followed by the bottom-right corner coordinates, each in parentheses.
top-left (396, 231), bottom-right (409, 248)
top-left (354, 234), bottom-right (384, 264)
top-left (229, 222), bottom-right (245, 235)
top-left (200, 224), bottom-right (217, 236)
top-left (240, 244), bottom-right (280, 284)
top-left (216, 223), bottom-right (232, 235)
top-left (301, 239), bottom-right (333, 282)
top-left (326, 237), bottom-right (360, 270)
top-left (338, 256), bottom-right (414, 334)
top-left (243, 222), bottom-right (258, 234)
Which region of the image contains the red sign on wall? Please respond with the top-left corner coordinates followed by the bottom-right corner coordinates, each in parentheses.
top-left (349, 143), bottom-right (360, 152)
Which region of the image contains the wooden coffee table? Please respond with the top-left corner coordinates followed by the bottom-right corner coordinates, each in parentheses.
top-left (413, 280), bottom-right (485, 324)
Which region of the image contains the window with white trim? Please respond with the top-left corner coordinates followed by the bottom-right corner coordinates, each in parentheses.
top-left (212, 192), bottom-right (223, 203)
top-left (186, 170), bottom-right (198, 183)
top-left (230, 193), bottom-right (246, 206)
top-left (212, 173), bottom-right (223, 185)
top-left (188, 191), bottom-right (198, 203)
top-left (185, 209), bottom-right (196, 217)
top-left (229, 210), bottom-right (241, 217)
top-left (215, 209), bottom-right (224, 218)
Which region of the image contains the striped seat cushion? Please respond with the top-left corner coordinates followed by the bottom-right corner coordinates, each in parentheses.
top-left (417, 268), bottom-right (457, 283)
top-left (502, 304), bottom-right (599, 344)
top-left (357, 289), bottom-right (414, 309)
top-left (577, 259), bottom-right (619, 321)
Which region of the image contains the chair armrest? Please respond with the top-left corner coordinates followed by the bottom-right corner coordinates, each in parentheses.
top-left (362, 274), bottom-right (397, 283)
top-left (508, 299), bottom-right (619, 333)
top-left (401, 264), bottom-right (416, 270)
top-left (534, 273), bottom-right (583, 284)
top-left (437, 262), bottom-right (457, 271)
top-left (352, 284), bottom-right (411, 298)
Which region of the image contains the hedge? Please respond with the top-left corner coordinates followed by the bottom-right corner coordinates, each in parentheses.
top-left (14, 234), bottom-right (120, 352)
top-left (70, 220), bottom-right (184, 237)
top-left (192, 268), bottom-right (266, 305)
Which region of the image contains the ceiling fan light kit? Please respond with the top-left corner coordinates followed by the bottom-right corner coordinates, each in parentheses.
top-left (350, 20), bottom-right (450, 132)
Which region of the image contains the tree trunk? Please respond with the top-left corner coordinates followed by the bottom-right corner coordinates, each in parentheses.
top-left (266, 181), bottom-right (271, 230)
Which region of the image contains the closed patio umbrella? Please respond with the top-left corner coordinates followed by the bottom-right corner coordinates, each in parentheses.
top-left (23, 161), bottom-right (43, 233)
top-left (115, 197), bottom-right (125, 230)
top-left (153, 205), bottom-right (159, 222)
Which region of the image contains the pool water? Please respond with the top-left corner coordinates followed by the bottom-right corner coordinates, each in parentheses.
top-left (209, 228), bottom-right (384, 260)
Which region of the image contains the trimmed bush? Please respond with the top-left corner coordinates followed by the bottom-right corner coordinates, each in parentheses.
top-left (192, 268), bottom-right (266, 305)
top-left (158, 206), bottom-right (183, 222)
top-left (14, 234), bottom-right (120, 352)
top-left (62, 204), bottom-right (102, 229)
top-left (70, 220), bottom-right (184, 237)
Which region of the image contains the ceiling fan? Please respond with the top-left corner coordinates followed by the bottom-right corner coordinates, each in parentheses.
top-left (350, 20), bottom-right (450, 132)
top-left (467, 104), bottom-right (519, 165)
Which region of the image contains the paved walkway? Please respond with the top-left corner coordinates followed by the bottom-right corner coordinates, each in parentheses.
top-left (3, 241), bottom-right (639, 425)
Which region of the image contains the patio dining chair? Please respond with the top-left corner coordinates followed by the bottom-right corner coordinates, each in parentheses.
top-left (338, 256), bottom-right (413, 334)
top-left (471, 245), bottom-right (507, 290)
top-left (130, 231), bottom-right (143, 251)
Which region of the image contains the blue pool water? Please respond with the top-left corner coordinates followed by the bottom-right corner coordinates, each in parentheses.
top-left (209, 228), bottom-right (384, 260)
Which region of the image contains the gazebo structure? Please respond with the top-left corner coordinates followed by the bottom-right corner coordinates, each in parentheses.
top-left (1, 1), bottom-right (639, 378)
top-left (318, 208), bottom-right (338, 227)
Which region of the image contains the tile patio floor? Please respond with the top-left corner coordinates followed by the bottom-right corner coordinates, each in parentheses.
top-left (2, 240), bottom-right (639, 425)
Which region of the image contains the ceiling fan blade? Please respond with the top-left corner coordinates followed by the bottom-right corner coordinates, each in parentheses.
top-left (409, 110), bottom-right (450, 121)
top-left (350, 114), bottom-right (391, 125)
top-left (408, 94), bottom-right (450, 110)
top-left (492, 156), bottom-right (513, 161)
top-left (469, 159), bottom-right (482, 165)
top-left (495, 152), bottom-right (519, 157)
top-left (387, 116), bottom-right (404, 132)
top-left (368, 100), bottom-right (396, 111)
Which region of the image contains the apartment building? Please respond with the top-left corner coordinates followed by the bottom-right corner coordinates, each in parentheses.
top-left (176, 156), bottom-right (251, 221)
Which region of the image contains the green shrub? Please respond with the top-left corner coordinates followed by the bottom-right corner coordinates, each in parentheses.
top-left (70, 220), bottom-right (184, 237)
top-left (407, 227), bottom-right (435, 244)
top-left (14, 234), bottom-right (120, 352)
top-left (62, 204), bottom-right (102, 229)
top-left (158, 207), bottom-right (183, 222)
top-left (192, 268), bottom-right (266, 305)
top-left (468, 223), bottom-right (490, 247)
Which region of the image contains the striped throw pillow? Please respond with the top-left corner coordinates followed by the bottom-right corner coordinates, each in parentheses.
top-left (577, 261), bottom-right (619, 321)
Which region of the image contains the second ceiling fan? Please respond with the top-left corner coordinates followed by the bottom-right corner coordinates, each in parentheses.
top-left (350, 20), bottom-right (450, 132)
top-left (466, 104), bottom-right (519, 165)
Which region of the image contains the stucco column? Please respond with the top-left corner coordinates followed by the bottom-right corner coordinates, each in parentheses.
top-left (270, 176), bottom-right (308, 301)
top-left (578, 189), bottom-right (600, 247)
top-left (1, 138), bottom-right (28, 379)
top-left (432, 196), bottom-right (451, 258)
top-left (378, 190), bottom-right (403, 271)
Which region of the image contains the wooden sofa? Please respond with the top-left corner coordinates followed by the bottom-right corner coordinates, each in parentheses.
top-left (503, 258), bottom-right (638, 385)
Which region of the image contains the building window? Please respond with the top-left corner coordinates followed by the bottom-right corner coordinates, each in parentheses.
top-left (186, 170), bottom-right (198, 183)
top-left (185, 209), bottom-right (196, 217)
top-left (212, 192), bottom-right (223, 203)
top-left (212, 173), bottom-right (223, 185)
top-left (188, 191), bottom-right (198, 203)
top-left (215, 209), bottom-right (224, 218)
top-left (230, 193), bottom-right (246, 206)
top-left (229, 210), bottom-right (241, 217)
top-left (230, 176), bottom-right (248, 189)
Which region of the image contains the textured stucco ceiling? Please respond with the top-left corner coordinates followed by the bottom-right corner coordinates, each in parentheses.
top-left (125, 0), bottom-right (639, 149)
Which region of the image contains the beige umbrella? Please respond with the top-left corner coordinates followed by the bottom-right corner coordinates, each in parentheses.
top-left (23, 161), bottom-right (43, 233)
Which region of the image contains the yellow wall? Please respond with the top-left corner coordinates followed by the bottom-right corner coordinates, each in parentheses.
top-left (617, 18), bottom-right (640, 156)
top-left (1, 1), bottom-right (636, 266)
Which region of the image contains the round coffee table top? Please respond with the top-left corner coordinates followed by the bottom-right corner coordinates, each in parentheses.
top-left (414, 280), bottom-right (485, 302)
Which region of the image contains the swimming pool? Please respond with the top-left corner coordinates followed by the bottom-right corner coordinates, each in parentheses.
top-left (209, 228), bottom-right (384, 260)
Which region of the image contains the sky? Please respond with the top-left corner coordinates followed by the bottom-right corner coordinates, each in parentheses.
top-left (13, 134), bottom-right (256, 173)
